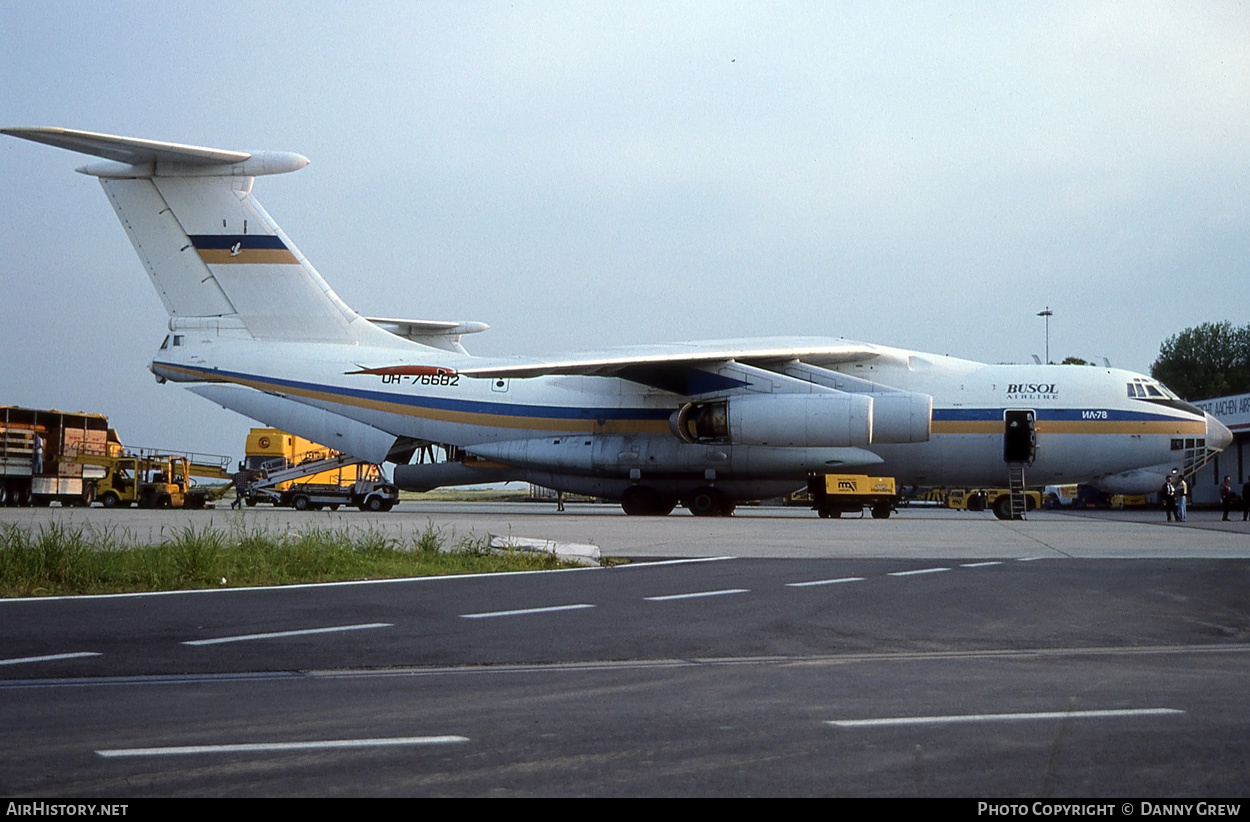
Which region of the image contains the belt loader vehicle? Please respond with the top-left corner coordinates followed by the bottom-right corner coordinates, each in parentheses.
top-left (239, 428), bottom-right (399, 512)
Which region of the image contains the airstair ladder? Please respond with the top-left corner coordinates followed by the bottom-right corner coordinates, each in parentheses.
top-left (1008, 464), bottom-right (1027, 520)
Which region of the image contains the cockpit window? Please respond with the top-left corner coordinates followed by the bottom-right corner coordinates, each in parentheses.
top-left (1127, 378), bottom-right (1176, 399)
top-left (1128, 378), bottom-right (1201, 415)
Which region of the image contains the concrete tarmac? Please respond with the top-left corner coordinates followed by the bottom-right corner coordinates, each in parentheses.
top-left (2, 501), bottom-right (1249, 559)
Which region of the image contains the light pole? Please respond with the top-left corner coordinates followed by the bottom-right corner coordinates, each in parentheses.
top-left (1037, 307), bottom-right (1052, 364)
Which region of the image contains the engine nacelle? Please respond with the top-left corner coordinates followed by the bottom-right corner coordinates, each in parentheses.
top-left (868, 392), bottom-right (932, 444)
top-left (671, 393), bottom-right (873, 447)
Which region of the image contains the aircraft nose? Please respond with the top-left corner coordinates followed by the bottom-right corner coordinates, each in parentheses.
top-left (1206, 413), bottom-right (1233, 452)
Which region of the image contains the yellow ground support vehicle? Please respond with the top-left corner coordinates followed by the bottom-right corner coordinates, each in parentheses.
top-left (242, 429), bottom-right (398, 512)
top-left (244, 429), bottom-right (372, 494)
top-left (946, 487), bottom-right (1043, 518)
top-left (78, 452), bottom-right (233, 509)
top-left (808, 474), bottom-right (900, 519)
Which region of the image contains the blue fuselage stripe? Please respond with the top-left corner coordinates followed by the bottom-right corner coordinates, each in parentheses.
top-left (162, 363), bottom-right (1199, 427)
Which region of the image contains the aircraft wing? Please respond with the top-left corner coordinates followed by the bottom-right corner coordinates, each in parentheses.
top-left (449, 338), bottom-right (891, 379)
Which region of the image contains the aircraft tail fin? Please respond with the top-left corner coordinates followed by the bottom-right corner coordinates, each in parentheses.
top-left (3, 127), bottom-right (394, 345)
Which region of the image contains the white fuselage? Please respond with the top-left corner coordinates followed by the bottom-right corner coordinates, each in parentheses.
top-left (152, 335), bottom-right (1228, 499)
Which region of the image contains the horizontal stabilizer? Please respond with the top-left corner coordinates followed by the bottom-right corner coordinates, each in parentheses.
top-left (366, 317), bottom-right (490, 353)
top-left (2, 127), bottom-right (308, 177)
top-left (2, 127), bottom-right (250, 165)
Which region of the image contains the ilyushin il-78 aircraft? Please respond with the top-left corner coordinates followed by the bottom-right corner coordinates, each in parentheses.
top-left (5, 128), bottom-right (1233, 518)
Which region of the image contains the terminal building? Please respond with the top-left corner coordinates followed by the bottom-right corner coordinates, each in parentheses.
top-left (1190, 392), bottom-right (1250, 505)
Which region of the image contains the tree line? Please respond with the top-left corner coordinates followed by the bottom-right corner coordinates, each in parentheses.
top-left (1150, 321), bottom-right (1250, 401)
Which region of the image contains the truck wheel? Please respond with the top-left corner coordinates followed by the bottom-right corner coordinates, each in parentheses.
top-left (0, 484), bottom-right (7, 506)
top-left (158, 495), bottom-right (172, 509)
top-left (870, 502), bottom-right (892, 519)
top-left (101, 492), bottom-right (120, 509)
top-left (292, 495), bottom-right (311, 511)
top-left (364, 495), bottom-right (384, 512)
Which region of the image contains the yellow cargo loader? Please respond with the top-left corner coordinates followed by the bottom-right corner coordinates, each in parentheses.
top-left (808, 474), bottom-right (900, 519)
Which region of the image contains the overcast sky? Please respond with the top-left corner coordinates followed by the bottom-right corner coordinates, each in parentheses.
top-left (2, 2), bottom-right (1248, 459)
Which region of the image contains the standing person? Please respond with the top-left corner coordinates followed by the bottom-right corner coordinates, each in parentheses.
top-left (1175, 471), bottom-right (1188, 522)
top-left (1220, 476), bottom-right (1235, 521)
top-left (32, 434), bottom-right (44, 475)
top-left (231, 462), bottom-right (249, 510)
top-left (556, 491), bottom-right (565, 512)
top-left (1161, 477), bottom-right (1177, 522)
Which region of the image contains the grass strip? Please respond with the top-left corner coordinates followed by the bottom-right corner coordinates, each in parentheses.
top-left (0, 519), bottom-right (579, 597)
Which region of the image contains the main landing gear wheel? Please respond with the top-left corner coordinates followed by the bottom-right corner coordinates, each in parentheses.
top-left (620, 486), bottom-right (676, 516)
top-left (684, 486), bottom-right (733, 517)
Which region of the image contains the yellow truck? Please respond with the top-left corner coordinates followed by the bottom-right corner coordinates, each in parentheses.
top-left (946, 488), bottom-right (1042, 518)
top-left (808, 474), bottom-right (899, 519)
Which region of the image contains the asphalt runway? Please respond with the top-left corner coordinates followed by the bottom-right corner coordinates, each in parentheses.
top-left (2, 504), bottom-right (1249, 796)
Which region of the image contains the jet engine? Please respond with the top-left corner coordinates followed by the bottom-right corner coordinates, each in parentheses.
top-left (669, 390), bottom-right (931, 447)
top-left (670, 393), bottom-right (874, 447)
